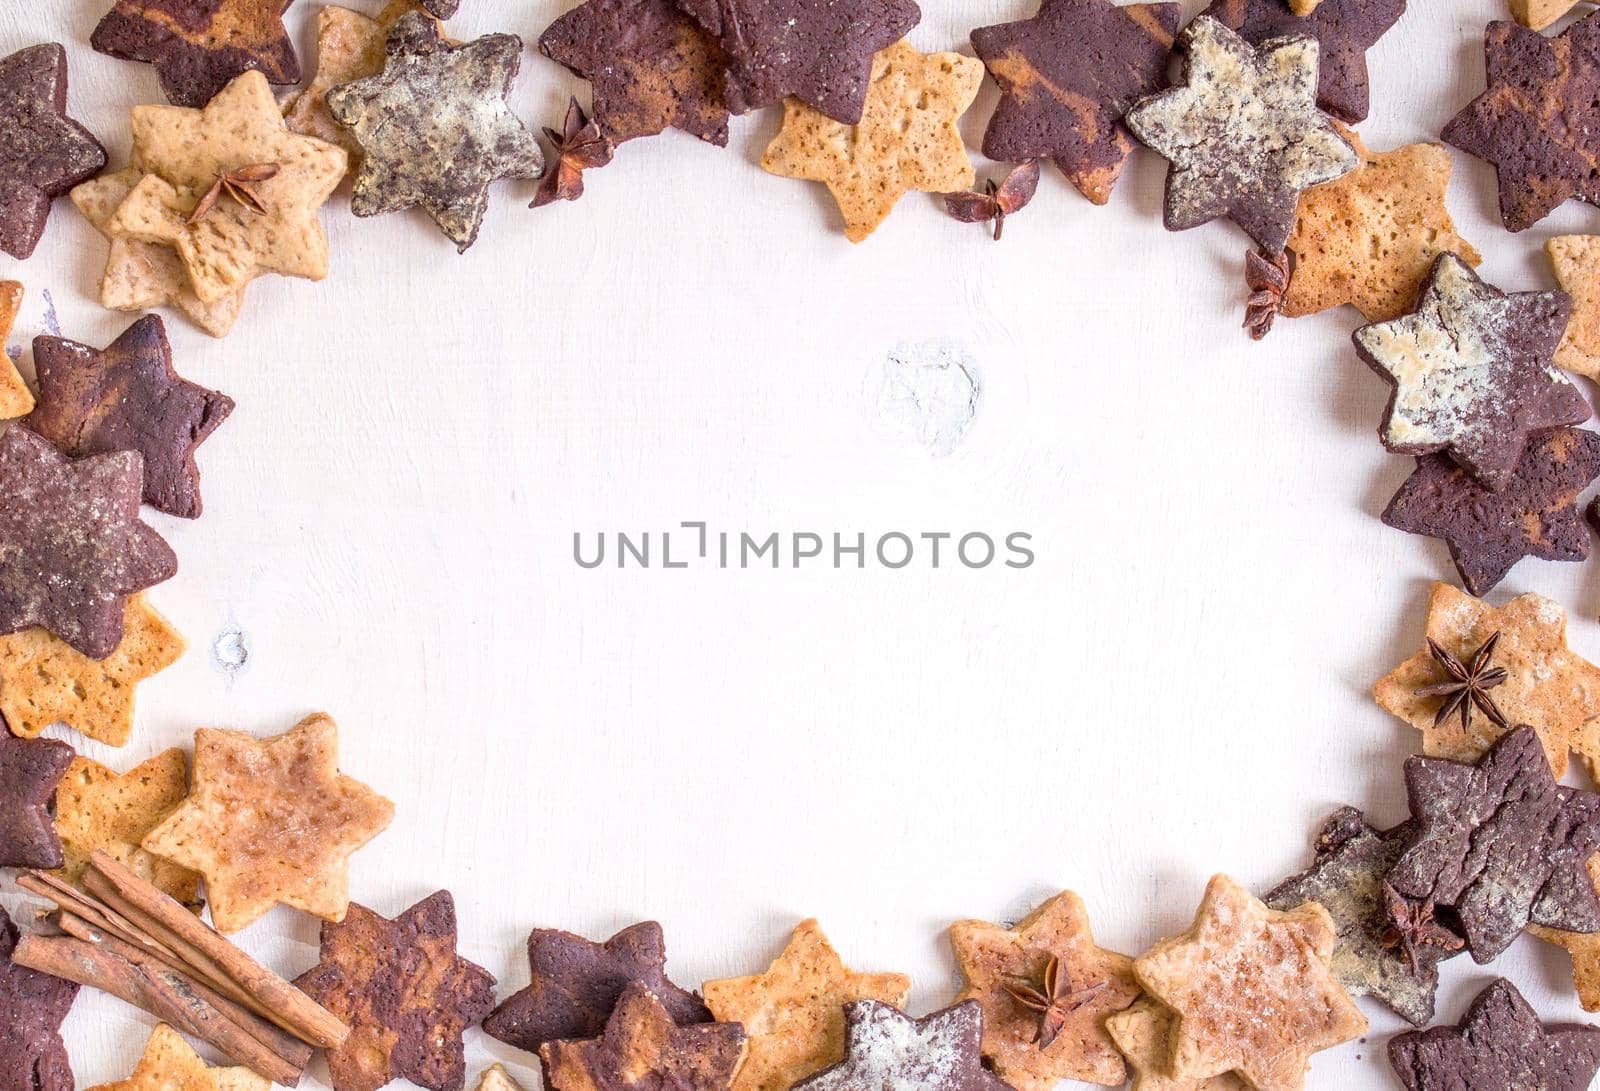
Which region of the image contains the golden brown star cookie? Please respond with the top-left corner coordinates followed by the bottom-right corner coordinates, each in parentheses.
top-left (703, 919), bottom-right (910, 1091)
top-left (0, 281), bottom-right (33, 418)
top-left (1284, 129), bottom-right (1479, 323)
top-left (1511, 0), bottom-right (1581, 30)
top-left (88, 1022), bottom-right (269, 1091)
top-left (53, 748), bottom-right (201, 908)
top-left (104, 71), bottom-right (346, 305)
top-left (949, 891), bottom-right (1140, 1089)
top-left (140, 712), bottom-right (395, 933)
top-left (1534, 855), bottom-right (1600, 1011)
top-left (1105, 998), bottom-right (1248, 1090)
top-left (760, 41), bottom-right (982, 243)
top-left (1548, 235), bottom-right (1600, 381)
top-left (1374, 582), bottom-right (1600, 779)
top-left (0, 593), bottom-right (183, 747)
top-left (1132, 875), bottom-right (1365, 1091)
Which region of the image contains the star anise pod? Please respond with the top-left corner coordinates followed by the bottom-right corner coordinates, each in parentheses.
top-left (1414, 631), bottom-right (1509, 732)
top-left (945, 159), bottom-right (1040, 241)
top-left (1243, 249), bottom-right (1292, 340)
top-left (1378, 883), bottom-right (1465, 975)
top-left (531, 97), bottom-right (614, 209)
top-left (1000, 954), bottom-right (1103, 1050)
top-left (185, 163), bottom-right (280, 225)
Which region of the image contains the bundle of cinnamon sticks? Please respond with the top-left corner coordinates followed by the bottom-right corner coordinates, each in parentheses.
top-left (13, 850), bottom-right (348, 1086)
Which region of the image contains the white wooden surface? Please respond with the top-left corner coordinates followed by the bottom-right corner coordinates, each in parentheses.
top-left (4, 0), bottom-right (1598, 1086)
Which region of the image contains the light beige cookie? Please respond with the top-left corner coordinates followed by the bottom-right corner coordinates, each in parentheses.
top-left (1510, 0), bottom-right (1581, 30)
top-left (88, 1022), bottom-right (268, 1091)
top-left (53, 749), bottom-right (201, 908)
top-left (0, 281), bottom-right (33, 417)
top-left (761, 41), bottom-right (981, 242)
top-left (1105, 998), bottom-right (1248, 1090)
top-left (475, 1065), bottom-right (528, 1091)
top-left (1548, 235), bottom-right (1600, 380)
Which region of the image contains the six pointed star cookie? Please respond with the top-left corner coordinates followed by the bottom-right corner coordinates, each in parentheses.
top-left (794, 1000), bottom-right (1009, 1091)
top-left (969, 0), bottom-right (1180, 205)
top-left (89, 1022), bottom-right (269, 1091)
top-left (0, 906), bottom-right (77, 1091)
top-left (1389, 978), bottom-right (1600, 1091)
top-left (26, 315), bottom-right (235, 519)
top-left (294, 890), bottom-right (497, 1091)
top-left (1200, 0), bottom-right (1405, 123)
top-left (485, 920), bottom-right (711, 1057)
top-left (1105, 998), bottom-right (1247, 1091)
top-left (327, 13), bottom-right (545, 253)
top-left (0, 425), bottom-right (177, 659)
top-left (1535, 855), bottom-right (1600, 1011)
top-left (949, 890), bottom-right (1140, 1089)
top-left (0, 43), bottom-right (107, 260)
top-left (140, 712), bottom-right (395, 932)
top-left (0, 281), bottom-right (34, 418)
top-left (1374, 583), bottom-right (1600, 777)
top-left (675, 0), bottom-right (921, 124)
top-left (54, 748), bottom-right (202, 907)
top-left (1443, 16), bottom-right (1600, 232)
top-left (541, 981), bottom-right (747, 1091)
top-left (1549, 235), bottom-right (1600, 381)
top-left (761, 41), bottom-right (982, 242)
top-left (1132, 874), bottom-right (1366, 1091)
top-left (1124, 16), bottom-right (1358, 254)
top-left (703, 919), bottom-right (910, 1091)
top-left (1283, 130), bottom-right (1480, 323)
top-left (0, 734), bottom-right (74, 869)
top-left (91, 0), bottom-right (301, 108)
top-left (105, 71), bottom-right (346, 304)
top-left (1353, 252), bottom-right (1588, 490)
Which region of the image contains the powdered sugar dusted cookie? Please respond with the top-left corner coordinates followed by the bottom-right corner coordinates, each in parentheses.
top-left (794, 1001), bottom-right (1009, 1091)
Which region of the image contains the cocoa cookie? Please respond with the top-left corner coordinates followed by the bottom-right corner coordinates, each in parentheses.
top-left (540, 982), bottom-right (745, 1091)
top-left (0, 734), bottom-right (73, 869)
top-left (0, 906), bottom-right (77, 1091)
top-left (0, 43), bottom-right (107, 259)
top-left (91, 0), bottom-right (301, 108)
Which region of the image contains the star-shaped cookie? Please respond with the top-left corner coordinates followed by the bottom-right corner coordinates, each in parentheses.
top-left (26, 315), bottom-right (235, 519)
top-left (969, 0), bottom-right (1180, 205)
top-left (1512, 0), bottom-right (1582, 29)
top-left (90, 1022), bottom-right (269, 1091)
top-left (104, 71), bottom-right (346, 304)
top-left (675, 0), bottom-right (921, 124)
top-left (1535, 855), bottom-right (1600, 1011)
top-left (1353, 252), bottom-right (1588, 490)
top-left (0, 43), bottom-right (107, 260)
top-left (1389, 978), bottom-right (1600, 1091)
top-left (0, 594), bottom-right (184, 746)
top-left (1283, 130), bottom-right (1480, 323)
top-left (484, 921), bottom-right (711, 1057)
top-left (1199, 0), bottom-right (1405, 123)
top-left (1132, 874), bottom-right (1366, 1090)
top-left (794, 1001), bottom-right (1009, 1091)
top-left (0, 734), bottom-right (73, 869)
top-left (72, 169), bottom-right (246, 339)
top-left (54, 748), bottom-right (202, 907)
top-left (703, 919), bottom-right (911, 1091)
top-left (140, 712), bottom-right (395, 933)
top-left (0, 425), bottom-right (177, 660)
top-left (1124, 16), bottom-right (1358, 254)
top-left (91, 0), bottom-right (301, 108)
top-left (1549, 235), bottom-right (1600, 381)
top-left (761, 41), bottom-right (982, 242)
top-left (326, 13), bottom-right (545, 253)
top-left (1374, 582), bottom-right (1600, 777)
top-left (541, 981), bottom-right (746, 1091)
top-left (0, 281), bottom-right (34, 418)
top-left (541, 0), bottom-right (732, 146)
top-left (949, 890), bottom-right (1140, 1089)
top-left (284, 2), bottom-right (430, 163)
top-left (0, 905), bottom-right (77, 1091)
top-left (1443, 16), bottom-right (1600, 231)
top-left (294, 890), bottom-right (497, 1091)
top-left (1105, 999), bottom-right (1247, 1090)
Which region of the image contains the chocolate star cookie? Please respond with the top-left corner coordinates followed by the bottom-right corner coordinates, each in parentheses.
top-left (1353, 252), bottom-right (1587, 491)
top-left (295, 890), bottom-right (497, 1091)
top-left (1389, 978), bottom-right (1600, 1091)
top-left (91, 0), bottom-right (301, 108)
top-left (327, 13), bottom-right (545, 252)
top-left (484, 921), bottom-right (710, 1057)
top-left (0, 906), bottom-right (77, 1091)
top-left (0, 735), bottom-right (73, 869)
top-left (794, 1001), bottom-right (1010, 1091)
top-left (541, 0), bottom-right (732, 146)
top-left (1382, 427), bottom-right (1600, 594)
top-left (0, 44), bottom-right (107, 260)
top-left (541, 981), bottom-right (746, 1091)
top-left (1200, 0), bottom-right (1405, 123)
top-left (1124, 16), bottom-right (1358, 254)
top-left (0, 426), bottom-right (177, 659)
top-left (0, 282), bottom-right (34, 418)
top-left (26, 315), bottom-right (235, 519)
top-left (1389, 725), bottom-right (1600, 962)
top-left (1443, 16), bottom-right (1600, 231)
top-left (675, 0), bottom-right (921, 124)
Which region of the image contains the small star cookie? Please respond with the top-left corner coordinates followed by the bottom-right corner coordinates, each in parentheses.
top-left (0, 44), bottom-right (108, 260)
top-left (541, 981), bottom-right (746, 1091)
top-left (1104, 998), bottom-right (1247, 1090)
top-left (794, 1001), bottom-right (1008, 1091)
top-left (88, 1022), bottom-right (269, 1091)
top-left (91, 0), bottom-right (300, 108)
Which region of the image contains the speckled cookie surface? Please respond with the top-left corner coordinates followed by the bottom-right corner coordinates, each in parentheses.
top-left (1105, 998), bottom-right (1247, 1090)
top-left (1124, 16), bottom-right (1358, 254)
top-left (1353, 252), bottom-right (1587, 491)
top-left (54, 748), bottom-right (201, 907)
top-left (91, 0), bottom-right (300, 108)
top-left (0, 425), bottom-right (177, 660)
top-left (0, 906), bottom-right (77, 1091)
top-left (1535, 855), bottom-right (1600, 1011)
top-left (794, 1001), bottom-right (1011, 1091)
top-left (540, 981), bottom-right (745, 1091)
top-left (90, 1021), bottom-right (269, 1091)
top-left (970, 0), bottom-right (1179, 205)
top-left (0, 43), bottom-right (107, 260)
top-left (0, 734), bottom-right (74, 870)
top-left (284, 4), bottom-right (414, 161)
top-left (675, 0), bottom-right (920, 123)
top-left (1443, 16), bottom-right (1600, 231)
